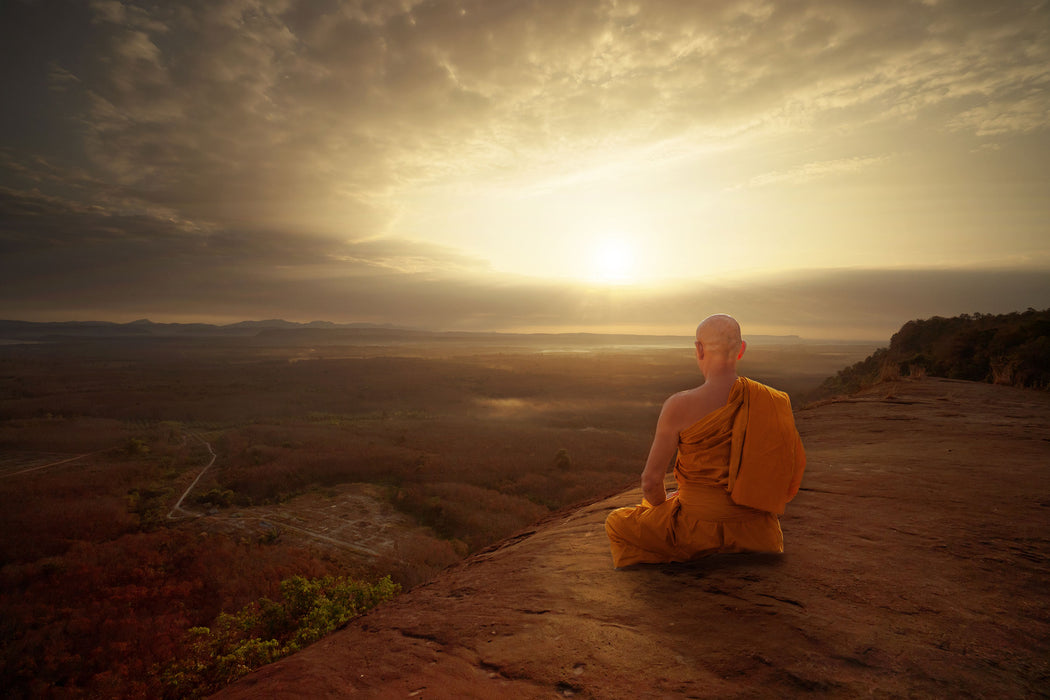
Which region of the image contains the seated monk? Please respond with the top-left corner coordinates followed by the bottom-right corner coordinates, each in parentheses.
top-left (605, 314), bottom-right (806, 568)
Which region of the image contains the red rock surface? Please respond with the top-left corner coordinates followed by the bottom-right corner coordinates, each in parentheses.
top-left (213, 378), bottom-right (1050, 698)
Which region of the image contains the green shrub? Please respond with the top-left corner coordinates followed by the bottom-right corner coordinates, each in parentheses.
top-left (160, 574), bottom-right (399, 698)
top-left (392, 482), bottom-right (547, 551)
top-left (196, 488), bottom-right (235, 508)
top-left (125, 437), bottom-right (150, 455)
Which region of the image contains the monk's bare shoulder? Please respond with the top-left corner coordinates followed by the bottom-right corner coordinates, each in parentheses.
top-left (663, 387), bottom-right (701, 411)
top-left (660, 387), bottom-right (705, 431)
top-left (662, 379), bottom-right (737, 432)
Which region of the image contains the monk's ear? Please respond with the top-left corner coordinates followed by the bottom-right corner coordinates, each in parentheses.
top-left (737, 340), bottom-right (747, 360)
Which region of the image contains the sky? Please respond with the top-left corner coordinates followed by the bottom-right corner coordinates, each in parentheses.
top-left (2, 0), bottom-right (1049, 340)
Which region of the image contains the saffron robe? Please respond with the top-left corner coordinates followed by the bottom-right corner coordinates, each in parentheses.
top-left (605, 377), bottom-right (805, 568)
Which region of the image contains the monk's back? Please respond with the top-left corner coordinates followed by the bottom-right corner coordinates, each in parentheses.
top-left (669, 375), bottom-right (739, 435)
top-left (674, 378), bottom-right (745, 491)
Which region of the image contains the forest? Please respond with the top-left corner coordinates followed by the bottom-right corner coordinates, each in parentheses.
top-left (817, 308), bottom-right (1050, 397)
top-left (0, 329), bottom-right (873, 697)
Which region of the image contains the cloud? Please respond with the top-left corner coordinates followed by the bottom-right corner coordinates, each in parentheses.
top-left (949, 95), bottom-right (1050, 137)
top-left (35, 0), bottom-right (1048, 235)
top-left (0, 183), bottom-right (487, 312)
top-left (738, 155), bottom-right (891, 189)
top-left (1, 0), bottom-right (1048, 332)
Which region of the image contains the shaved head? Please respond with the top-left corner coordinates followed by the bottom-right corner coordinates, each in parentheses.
top-left (696, 313), bottom-right (743, 361)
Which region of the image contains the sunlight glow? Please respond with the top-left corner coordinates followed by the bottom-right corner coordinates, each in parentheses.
top-left (588, 237), bottom-right (636, 284)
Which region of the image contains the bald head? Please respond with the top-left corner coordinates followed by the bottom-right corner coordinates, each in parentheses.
top-left (696, 314), bottom-right (744, 363)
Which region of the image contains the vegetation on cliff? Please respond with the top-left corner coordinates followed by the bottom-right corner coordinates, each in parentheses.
top-left (818, 308), bottom-right (1050, 396)
top-left (161, 574), bottom-right (399, 699)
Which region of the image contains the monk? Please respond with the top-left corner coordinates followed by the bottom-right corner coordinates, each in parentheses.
top-left (605, 314), bottom-right (806, 568)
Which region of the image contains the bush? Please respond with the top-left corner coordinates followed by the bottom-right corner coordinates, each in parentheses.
top-left (160, 574), bottom-right (399, 698)
top-left (125, 437), bottom-right (150, 455)
top-left (197, 488), bottom-right (235, 508)
top-left (393, 482), bottom-right (547, 551)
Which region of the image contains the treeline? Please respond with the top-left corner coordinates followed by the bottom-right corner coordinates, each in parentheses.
top-left (818, 308), bottom-right (1050, 396)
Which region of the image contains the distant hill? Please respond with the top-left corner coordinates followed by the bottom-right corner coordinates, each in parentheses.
top-left (0, 319), bottom-right (735, 348)
top-left (0, 319), bottom-right (852, 348)
top-left (0, 319), bottom-right (406, 342)
top-left (817, 308), bottom-right (1050, 396)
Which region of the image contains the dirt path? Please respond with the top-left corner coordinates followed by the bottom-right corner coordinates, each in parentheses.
top-left (167, 433), bottom-right (217, 519)
top-left (167, 433), bottom-right (408, 562)
top-left (0, 450), bottom-right (102, 479)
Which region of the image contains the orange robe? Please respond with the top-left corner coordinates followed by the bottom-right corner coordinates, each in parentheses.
top-left (605, 377), bottom-right (805, 568)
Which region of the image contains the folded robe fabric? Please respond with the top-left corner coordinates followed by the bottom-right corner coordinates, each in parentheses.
top-left (727, 377), bottom-right (806, 515)
top-left (605, 376), bottom-right (805, 567)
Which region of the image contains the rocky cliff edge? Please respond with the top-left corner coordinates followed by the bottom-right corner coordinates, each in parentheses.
top-left (214, 378), bottom-right (1050, 699)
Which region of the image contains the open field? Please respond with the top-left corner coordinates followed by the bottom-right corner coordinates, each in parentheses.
top-left (0, 331), bottom-right (876, 697)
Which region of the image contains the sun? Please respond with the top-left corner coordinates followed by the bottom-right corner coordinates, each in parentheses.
top-left (588, 237), bottom-right (636, 284)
